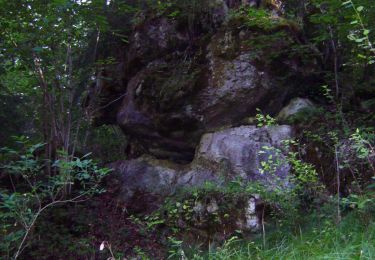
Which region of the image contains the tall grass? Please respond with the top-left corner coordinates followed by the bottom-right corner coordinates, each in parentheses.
top-left (191, 212), bottom-right (375, 260)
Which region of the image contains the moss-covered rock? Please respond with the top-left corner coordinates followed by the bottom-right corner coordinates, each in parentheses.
top-left (87, 4), bottom-right (318, 162)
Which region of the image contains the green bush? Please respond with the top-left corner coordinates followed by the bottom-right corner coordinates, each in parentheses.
top-left (0, 138), bottom-right (110, 259)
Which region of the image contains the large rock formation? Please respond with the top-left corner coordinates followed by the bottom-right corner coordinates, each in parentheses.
top-left (106, 125), bottom-right (292, 237)
top-left (88, 1), bottom-right (317, 237)
top-left (110, 125), bottom-right (292, 212)
top-left (86, 1), bottom-right (316, 163)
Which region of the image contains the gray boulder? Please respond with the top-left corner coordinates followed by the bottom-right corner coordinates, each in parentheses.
top-left (277, 98), bottom-right (315, 121)
top-left (112, 125), bottom-right (293, 213)
top-left (196, 125), bottom-right (293, 186)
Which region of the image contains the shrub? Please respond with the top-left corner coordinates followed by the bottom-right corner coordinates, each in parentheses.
top-left (0, 138), bottom-right (110, 259)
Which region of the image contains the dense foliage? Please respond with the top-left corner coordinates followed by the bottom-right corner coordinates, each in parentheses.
top-left (0, 0), bottom-right (375, 259)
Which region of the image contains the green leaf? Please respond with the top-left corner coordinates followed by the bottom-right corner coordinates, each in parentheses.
top-left (355, 38), bottom-right (365, 43)
top-left (356, 6), bottom-right (364, 12)
top-left (357, 54), bottom-right (367, 59)
top-left (32, 47), bottom-right (43, 52)
top-left (363, 29), bottom-right (370, 36)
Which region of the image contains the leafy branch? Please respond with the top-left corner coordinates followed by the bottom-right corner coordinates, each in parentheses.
top-left (0, 141), bottom-right (110, 259)
top-left (342, 0), bottom-right (375, 63)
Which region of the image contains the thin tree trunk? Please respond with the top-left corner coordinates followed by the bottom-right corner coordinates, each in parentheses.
top-left (33, 54), bottom-right (54, 175)
top-left (335, 145), bottom-right (341, 224)
top-left (329, 26), bottom-right (339, 99)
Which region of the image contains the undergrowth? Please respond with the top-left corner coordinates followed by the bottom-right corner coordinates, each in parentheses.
top-left (187, 210), bottom-right (375, 260)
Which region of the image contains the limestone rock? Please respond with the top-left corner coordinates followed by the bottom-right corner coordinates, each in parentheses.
top-left (112, 125), bottom-right (292, 213)
top-left (277, 98), bottom-right (315, 121)
top-left (86, 13), bottom-right (311, 162)
top-left (235, 195), bottom-right (261, 231)
top-left (196, 125), bottom-right (293, 184)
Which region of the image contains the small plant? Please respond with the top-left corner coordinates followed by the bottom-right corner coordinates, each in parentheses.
top-left (255, 138), bottom-right (322, 227)
top-left (342, 0), bottom-right (375, 64)
top-left (167, 236), bottom-right (185, 259)
top-left (258, 139), bottom-right (319, 186)
top-left (341, 193), bottom-right (374, 214)
top-left (258, 145), bottom-right (284, 176)
top-left (0, 138), bottom-right (110, 259)
top-left (144, 214), bottom-right (165, 230)
top-left (349, 128), bottom-right (375, 162)
top-left (133, 245), bottom-right (149, 259)
top-left (255, 108), bottom-right (277, 127)
top-left (321, 85), bottom-right (334, 102)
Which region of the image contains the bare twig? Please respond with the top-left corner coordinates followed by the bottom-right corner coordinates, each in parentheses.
top-left (14, 190), bottom-right (94, 259)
